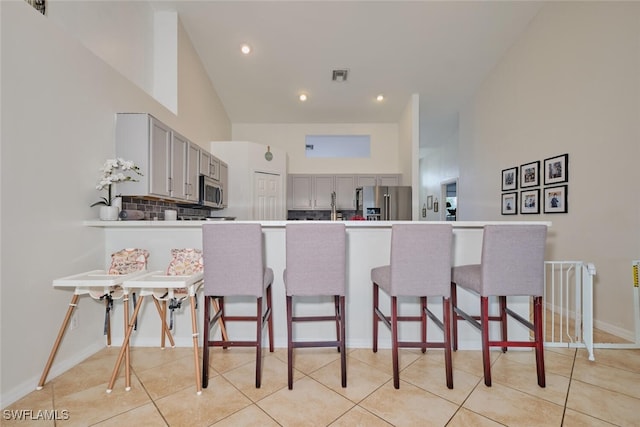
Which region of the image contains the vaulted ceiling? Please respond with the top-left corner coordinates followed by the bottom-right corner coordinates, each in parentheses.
top-left (152, 1), bottom-right (543, 138)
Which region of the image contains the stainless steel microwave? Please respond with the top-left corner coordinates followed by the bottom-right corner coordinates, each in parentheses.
top-left (199, 175), bottom-right (223, 209)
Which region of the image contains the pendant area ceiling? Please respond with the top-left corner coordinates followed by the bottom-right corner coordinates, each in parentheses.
top-left (151, 1), bottom-right (543, 128)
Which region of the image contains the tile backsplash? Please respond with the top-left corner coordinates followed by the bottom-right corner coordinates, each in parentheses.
top-left (121, 197), bottom-right (207, 220)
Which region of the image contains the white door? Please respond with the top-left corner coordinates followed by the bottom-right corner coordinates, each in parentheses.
top-left (254, 172), bottom-right (280, 220)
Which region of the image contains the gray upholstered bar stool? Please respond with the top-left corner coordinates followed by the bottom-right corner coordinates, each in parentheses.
top-left (372, 223), bottom-right (454, 389)
top-left (202, 223), bottom-right (274, 389)
top-left (451, 224), bottom-right (547, 387)
top-left (284, 223), bottom-right (347, 390)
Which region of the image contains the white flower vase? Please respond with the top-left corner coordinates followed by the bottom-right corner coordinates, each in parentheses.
top-left (99, 205), bottom-right (120, 221)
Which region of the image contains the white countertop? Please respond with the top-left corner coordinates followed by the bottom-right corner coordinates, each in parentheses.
top-left (85, 219), bottom-right (551, 229)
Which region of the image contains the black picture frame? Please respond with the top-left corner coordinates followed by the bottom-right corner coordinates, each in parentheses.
top-left (501, 167), bottom-right (518, 191)
top-left (521, 188), bottom-right (540, 214)
top-left (501, 192), bottom-right (518, 215)
top-left (520, 161), bottom-right (540, 188)
top-left (544, 153), bottom-right (569, 185)
top-left (543, 185), bottom-right (568, 213)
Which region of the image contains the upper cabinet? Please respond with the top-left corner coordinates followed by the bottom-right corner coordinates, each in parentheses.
top-left (116, 113), bottom-right (202, 202)
top-left (356, 174), bottom-right (401, 187)
top-left (288, 175), bottom-right (336, 210)
top-left (199, 150), bottom-right (220, 181)
top-left (287, 173), bottom-right (401, 210)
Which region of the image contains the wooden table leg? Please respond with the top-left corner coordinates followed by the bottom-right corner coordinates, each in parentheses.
top-left (152, 297), bottom-right (175, 349)
top-left (106, 295), bottom-right (144, 393)
top-left (123, 292), bottom-right (131, 391)
top-left (37, 294), bottom-right (80, 390)
top-left (190, 293), bottom-right (202, 395)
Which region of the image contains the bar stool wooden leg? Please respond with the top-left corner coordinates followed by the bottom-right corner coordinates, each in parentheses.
top-left (189, 293), bottom-right (202, 395)
top-left (37, 294), bottom-right (80, 390)
top-left (212, 298), bottom-right (228, 341)
top-left (107, 295), bottom-right (145, 393)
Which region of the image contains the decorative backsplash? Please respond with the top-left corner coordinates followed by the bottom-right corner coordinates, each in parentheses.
top-left (121, 197), bottom-right (207, 220)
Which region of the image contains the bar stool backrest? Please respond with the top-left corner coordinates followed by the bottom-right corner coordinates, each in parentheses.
top-left (481, 225), bottom-right (547, 297)
top-left (285, 223), bottom-right (346, 296)
top-left (203, 223), bottom-right (265, 297)
top-left (389, 224), bottom-right (452, 297)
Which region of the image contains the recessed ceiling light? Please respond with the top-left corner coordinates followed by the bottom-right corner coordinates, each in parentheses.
top-left (376, 94), bottom-right (385, 102)
top-left (240, 44), bottom-right (251, 55)
top-left (299, 94), bottom-right (308, 102)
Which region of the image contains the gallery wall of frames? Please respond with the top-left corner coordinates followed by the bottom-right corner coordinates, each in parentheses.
top-left (501, 154), bottom-right (568, 215)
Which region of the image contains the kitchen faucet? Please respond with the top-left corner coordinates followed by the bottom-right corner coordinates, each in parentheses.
top-left (331, 191), bottom-right (337, 221)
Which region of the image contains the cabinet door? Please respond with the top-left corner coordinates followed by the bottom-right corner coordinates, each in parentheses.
top-left (210, 156), bottom-right (220, 181)
top-left (378, 174), bottom-right (400, 186)
top-left (185, 143), bottom-right (200, 201)
top-left (314, 176), bottom-right (334, 209)
top-left (289, 175), bottom-right (313, 209)
top-left (219, 161), bottom-right (228, 207)
top-left (356, 175), bottom-right (377, 187)
top-left (335, 175), bottom-right (355, 209)
top-left (171, 132), bottom-right (188, 200)
top-left (199, 150), bottom-right (211, 177)
top-left (149, 119), bottom-right (171, 197)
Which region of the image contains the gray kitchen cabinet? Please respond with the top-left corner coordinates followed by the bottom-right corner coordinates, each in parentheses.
top-left (116, 113), bottom-right (200, 202)
top-left (289, 175), bottom-right (313, 209)
top-left (288, 174), bottom-right (334, 210)
top-left (288, 173), bottom-right (402, 210)
top-left (335, 175), bottom-right (356, 209)
top-left (185, 141), bottom-right (199, 201)
top-left (356, 174), bottom-right (401, 187)
top-left (199, 150), bottom-right (211, 177)
top-left (199, 148), bottom-right (221, 181)
top-left (313, 176), bottom-right (334, 209)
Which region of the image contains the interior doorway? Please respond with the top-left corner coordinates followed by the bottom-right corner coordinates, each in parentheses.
top-left (440, 178), bottom-right (458, 221)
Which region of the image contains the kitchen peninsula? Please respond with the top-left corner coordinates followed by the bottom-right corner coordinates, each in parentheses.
top-left (85, 220), bottom-right (551, 350)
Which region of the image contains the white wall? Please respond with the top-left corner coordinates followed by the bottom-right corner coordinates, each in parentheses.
top-left (458, 2), bottom-right (640, 338)
top-left (0, 1), bottom-right (230, 406)
top-left (210, 141), bottom-right (288, 220)
top-left (47, 1), bottom-right (155, 100)
top-left (232, 123), bottom-right (400, 176)
top-left (398, 94), bottom-right (420, 219)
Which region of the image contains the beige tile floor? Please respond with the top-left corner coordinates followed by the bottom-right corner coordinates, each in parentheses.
top-left (4, 343), bottom-right (640, 426)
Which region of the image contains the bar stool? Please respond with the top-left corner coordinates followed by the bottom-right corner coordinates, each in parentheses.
top-left (451, 224), bottom-right (547, 387)
top-left (372, 224), bottom-right (454, 389)
top-left (284, 223), bottom-right (346, 389)
top-left (201, 223), bottom-right (274, 389)
top-left (37, 248), bottom-right (149, 390)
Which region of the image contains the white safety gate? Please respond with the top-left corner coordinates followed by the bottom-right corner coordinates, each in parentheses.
top-left (544, 261), bottom-right (596, 360)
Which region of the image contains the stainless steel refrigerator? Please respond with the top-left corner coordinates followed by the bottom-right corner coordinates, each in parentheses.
top-left (359, 186), bottom-right (412, 220)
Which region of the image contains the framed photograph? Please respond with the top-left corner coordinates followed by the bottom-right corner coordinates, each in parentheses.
top-left (501, 192), bottom-right (518, 215)
top-left (544, 153), bottom-right (568, 185)
top-left (501, 167), bottom-right (518, 191)
top-left (426, 195), bottom-right (433, 210)
top-left (520, 189), bottom-right (540, 214)
top-left (520, 161), bottom-right (540, 188)
top-left (543, 185), bottom-right (568, 213)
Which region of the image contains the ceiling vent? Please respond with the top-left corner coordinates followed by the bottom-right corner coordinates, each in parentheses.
top-left (332, 69), bottom-right (349, 82)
